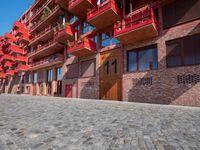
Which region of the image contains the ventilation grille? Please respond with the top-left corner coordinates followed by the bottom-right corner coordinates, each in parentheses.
top-left (177, 74), bottom-right (200, 84)
top-left (133, 77), bottom-right (153, 86)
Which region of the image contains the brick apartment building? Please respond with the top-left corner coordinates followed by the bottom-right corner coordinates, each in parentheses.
top-left (0, 0), bottom-right (200, 106)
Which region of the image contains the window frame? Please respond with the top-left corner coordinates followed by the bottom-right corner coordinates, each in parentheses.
top-left (127, 45), bottom-right (158, 73)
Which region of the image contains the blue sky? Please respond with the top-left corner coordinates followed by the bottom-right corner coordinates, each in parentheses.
top-left (0, 0), bottom-right (34, 36)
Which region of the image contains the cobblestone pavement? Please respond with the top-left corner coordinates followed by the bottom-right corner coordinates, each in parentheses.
top-left (0, 94), bottom-right (200, 150)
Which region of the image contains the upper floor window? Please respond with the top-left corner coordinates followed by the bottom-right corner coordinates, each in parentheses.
top-left (47, 69), bottom-right (53, 82)
top-left (69, 16), bottom-right (78, 24)
top-left (112, 37), bottom-right (120, 45)
top-left (101, 33), bottom-right (110, 48)
top-left (162, 0), bottom-right (200, 28)
top-left (83, 22), bottom-right (95, 34)
top-left (56, 67), bottom-right (62, 81)
top-left (166, 34), bottom-right (200, 68)
top-left (33, 72), bottom-right (38, 84)
top-left (127, 45), bottom-right (158, 72)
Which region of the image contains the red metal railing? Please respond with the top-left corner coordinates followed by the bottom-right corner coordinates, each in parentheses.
top-left (0, 66), bottom-right (3, 71)
top-left (0, 72), bottom-right (7, 78)
top-left (17, 64), bottom-right (29, 71)
top-left (69, 0), bottom-right (96, 9)
top-left (30, 0), bottom-right (53, 21)
top-left (55, 24), bottom-right (77, 39)
top-left (0, 50), bottom-right (3, 56)
top-left (1, 54), bottom-right (14, 61)
top-left (9, 44), bottom-right (24, 54)
top-left (87, 0), bottom-right (122, 20)
top-left (13, 21), bottom-right (25, 29)
top-left (28, 39), bottom-right (57, 56)
top-left (5, 33), bottom-right (14, 39)
top-left (30, 25), bottom-right (52, 43)
top-left (30, 54), bottom-right (63, 68)
top-left (30, 5), bottom-right (60, 32)
top-left (114, 7), bottom-right (159, 36)
top-left (6, 70), bottom-right (16, 76)
top-left (4, 62), bottom-right (14, 67)
top-left (15, 55), bottom-right (27, 62)
top-left (67, 37), bottom-right (96, 53)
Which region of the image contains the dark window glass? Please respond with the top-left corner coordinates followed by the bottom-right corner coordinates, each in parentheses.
top-left (166, 34), bottom-right (200, 68)
top-left (162, 0), bottom-right (200, 28)
top-left (101, 33), bottom-right (110, 48)
top-left (127, 46), bottom-right (158, 72)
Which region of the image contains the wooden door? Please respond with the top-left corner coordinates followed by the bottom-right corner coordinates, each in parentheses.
top-left (65, 84), bottom-right (73, 98)
top-left (100, 48), bottom-right (122, 100)
top-left (32, 84), bottom-right (36, 95)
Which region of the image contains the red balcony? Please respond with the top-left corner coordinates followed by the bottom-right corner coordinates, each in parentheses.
top-left (29, 54), bottom-right (63, 70)
top-left (6, 70), bottom-right (16, 76)
top-left (29, 25), bottom-right (54, 47)
top-left (4, 62), bottom-right (14, 67)
top-left (55, 24), bottom-right (76, 44)
top-left (0, 72), bottom-right (7, 78)
top-left (17, 64), bottom-right (29, 72)
top-left (55, 0), bottom-right (69, 9)
top-left (114, 8), bottom-right (159, 44)
top-left (30, 5), bottom-right (63, 34)
top-left (0, 66), bottom-right (3, 71)
top-left (13, 21), bottom-right (25, 30)
top-left (87, 0), bottom-right (122, 29)
top-left (69, 0), bottom-right (96, 18)
top-left (8, 45), bottom-right (24, 55)
top-left (67, 37), bottom-right (96, 57)
top-left (15, 55), bottom-right (27, 63)
top-left (0, 50), bottom-right (3, 56)
top-left (1, 54), bottom-right (14, 62)
top-left (15, 27), bottom-right (29, 36)
top-left (5, 33), bottom-right (14, 39)
top-left (19, 34), bottom-right (30, 43)
top-left (28, 40), bottom-right (64, 59)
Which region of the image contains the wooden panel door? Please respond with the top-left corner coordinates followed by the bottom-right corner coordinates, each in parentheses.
top-left (100, 48), bottom-right (122, 100)
top-left (65, 84), bottom-right (73, 98)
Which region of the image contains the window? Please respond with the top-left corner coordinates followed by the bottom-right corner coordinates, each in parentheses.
top-left (56, 80), bottom-right (62, 95)
top-left (28, 74), bottom-right (31, 83)
top-left (81, 59), bottom-right (95, 77)
top-left (69, 16), bottom-right (78, 24)
top-left (56, 67), bottom-right (62, 80)
top-left (101, 33), bottom-right (110, 48)
top-left (162, 0), bottom-right (200, 28)
top-left (83, 22), bottom-right (95, 34)
top-left (66, 63), bottom-right (79, 79)
top-left (22, 75), bottom-right (25, 84)
top-left (127, 45), bottom-right (158, 72)
top-left (112, 37), bottom-right (120, 45)
top-left (166, 34), bottom-right (200, 68)
top-left (33, 72), bottom-right (38, 84)
top-left (47, 69), bottom-right (53, 82)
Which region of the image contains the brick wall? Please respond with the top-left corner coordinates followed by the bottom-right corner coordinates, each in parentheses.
top-left (123, 19), bottom-right (200, 106)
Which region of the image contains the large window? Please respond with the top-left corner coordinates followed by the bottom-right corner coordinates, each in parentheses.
top-left (127, 45), bottom-right (158, 72)
top-left (162, 0), bottom-right (200, 28)
top-left (56, 67), bottom-right (62, 81)
top-left (83, 22), bottom-right (95, 34)
top-left (47, 69), bottom-right (53, 82)
top-left (166, 34), bottom-right (200, 68)
top-left (81, 59), bottom-right (96, 77)
top-left (66, 63), bottom-right (79, 79)
top-left (101, 33), bottom-right (110, 48)
top-left (33, 72), bottom-right (38, 84)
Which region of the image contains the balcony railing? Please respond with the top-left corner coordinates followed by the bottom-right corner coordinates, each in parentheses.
top-left (30, 0), bottom-right (53, 22)
top-left (114, 7), bottom-right (159, 44)
top-left (5, 33), bottom-right (14, 39)
top-left (87, 0), bottom-right (122, 29)
top-left (9, 44), bottom-right (24, 55)
top-left (15, 27), bottom-right (29, 36)
top-left (30, 54), bottom-right (63, 69)
top-left (4, 62), bottom-right (14, 67)
top-left (0, 66), bottom-right (2, 71)
top-left (17, 64), bottom-right (29, 72)
top-left (30, 5), bottom-right (60, 33)
top-left (67, 37), bottom-right (96, 57)
top-left (0, 50), bottom-right (3, 56)
top-left (55, 0), bottom-right (69, 9)
top-left (69, 0), bottom-right (96, 18)
top-left (13, 21), bottom-right (25, 29)
top-left (0, 72), bottom-right (7, 78)
top-left (0, 54), bottom-right (14, 62)
top-left (29, 25), bottom-right (53, 45)
top-left (54, 24), bottom-right (76, 43)
top-left (6, 70), bottom-right (16, 76)
top-left (15, 55), bottom-right (27, 63)
top-left (20, 34), bottom-right (30, 43)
